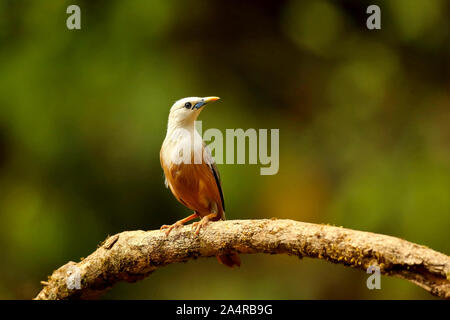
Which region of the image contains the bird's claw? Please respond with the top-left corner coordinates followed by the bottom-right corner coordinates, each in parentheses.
top-left (191, 217), bottom-right (210, 235)
top-left (191, 222), bottom-right (199, 234)
top-left (160, 222), bottom-right (182, 236)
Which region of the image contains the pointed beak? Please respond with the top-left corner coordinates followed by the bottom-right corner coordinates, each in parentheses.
top-left (203, 96), bottom-right (220, 103)
top-left (193, 96), bottom-right (220, 109)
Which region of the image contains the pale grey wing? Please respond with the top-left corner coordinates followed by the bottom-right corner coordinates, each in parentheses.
top-left (203, 142), bottom-right (225, 212)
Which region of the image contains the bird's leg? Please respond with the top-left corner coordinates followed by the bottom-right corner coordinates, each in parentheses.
top-left (192, 212), bottom-right (219, 235)
top-left (160, 212), bottom-right (199, 236)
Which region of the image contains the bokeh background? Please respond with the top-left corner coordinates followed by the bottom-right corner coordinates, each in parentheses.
top-left (0, 0), bottom-right (449, 299)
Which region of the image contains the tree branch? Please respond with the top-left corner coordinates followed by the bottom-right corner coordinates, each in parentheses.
top-left (34, 219), bottom-right (450, 300)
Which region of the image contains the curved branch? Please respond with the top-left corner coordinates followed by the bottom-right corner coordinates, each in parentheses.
top-left (34, 219), bottom-right (450, 300)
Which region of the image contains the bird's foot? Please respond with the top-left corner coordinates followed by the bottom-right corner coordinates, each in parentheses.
top-left (191, 218), bottom-right (209, 235)
top-left (191, 212), bottom-right (219, 235)
top-left (160, 221), bottom-right (183, 236)
top-left (160, 213), bottom-right (199, 236)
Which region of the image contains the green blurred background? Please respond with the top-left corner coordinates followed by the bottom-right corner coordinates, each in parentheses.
top-left (0, 0), bottom-right (449, 299)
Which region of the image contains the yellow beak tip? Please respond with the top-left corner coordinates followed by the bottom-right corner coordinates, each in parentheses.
top-left (204, 96), bottom-right (220, 103)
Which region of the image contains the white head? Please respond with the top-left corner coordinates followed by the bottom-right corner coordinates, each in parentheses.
top-left (167, 96), bottom-right (220, 130)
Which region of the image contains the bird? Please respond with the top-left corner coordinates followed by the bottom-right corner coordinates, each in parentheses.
top-left (159, 96), bottom-right (241, 268)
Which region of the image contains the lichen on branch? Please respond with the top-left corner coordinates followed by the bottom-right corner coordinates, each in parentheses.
top-left (35, 219), bottom-right (450, 300)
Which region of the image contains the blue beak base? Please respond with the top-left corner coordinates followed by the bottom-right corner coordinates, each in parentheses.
top-left (193, 101), bottom-right (206, 109)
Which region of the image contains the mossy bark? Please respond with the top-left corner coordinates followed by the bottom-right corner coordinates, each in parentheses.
top-left (35, 219), bottom-right (450, 300)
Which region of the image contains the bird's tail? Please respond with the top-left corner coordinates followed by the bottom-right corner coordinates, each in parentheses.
top-left (216, 252), bottom-right (241, 268)
top-left (216, 212), bottom-right (240, 268)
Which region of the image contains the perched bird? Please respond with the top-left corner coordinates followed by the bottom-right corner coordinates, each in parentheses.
top-left (160, 96), bottom-right (240, 268)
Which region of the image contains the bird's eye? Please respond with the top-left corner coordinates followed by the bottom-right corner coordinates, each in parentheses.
top-left (184, 102), bottom-right (192, 109)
